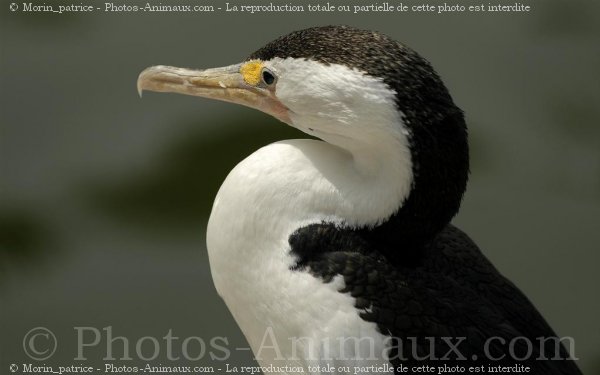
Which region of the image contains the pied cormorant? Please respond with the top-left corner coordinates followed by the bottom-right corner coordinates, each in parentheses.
top-left (137, 26), bottom-right (581, 375)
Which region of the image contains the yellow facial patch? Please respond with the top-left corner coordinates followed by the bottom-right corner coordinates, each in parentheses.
top-left (240, 60), bottom-right (264, 86)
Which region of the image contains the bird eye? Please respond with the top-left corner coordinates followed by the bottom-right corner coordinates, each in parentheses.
top-left (261, 69), bottom-right (276, 86)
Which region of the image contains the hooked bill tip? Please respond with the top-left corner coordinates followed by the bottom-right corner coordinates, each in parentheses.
top-left (137, 69), bottom-right (149, 98)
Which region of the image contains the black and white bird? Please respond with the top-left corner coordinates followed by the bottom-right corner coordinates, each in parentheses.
top-left (138, 26), bottom-right (580, 374)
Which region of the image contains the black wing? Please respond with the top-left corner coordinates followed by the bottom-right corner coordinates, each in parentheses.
top-left (289, 223), bottom-right (581, 375)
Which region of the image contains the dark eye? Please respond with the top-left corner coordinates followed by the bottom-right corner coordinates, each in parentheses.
top-left (262, 69), bottom-right (276, 86)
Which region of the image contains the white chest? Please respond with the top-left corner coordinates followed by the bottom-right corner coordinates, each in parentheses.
top-left (205, 139), bottom-right (408, 372)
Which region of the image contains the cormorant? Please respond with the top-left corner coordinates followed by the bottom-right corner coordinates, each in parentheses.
top-left (138, 25), bottom-right (581, 375)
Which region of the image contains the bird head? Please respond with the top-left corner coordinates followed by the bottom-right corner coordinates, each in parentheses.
top-left (138, 26), bottom-right (469, 246)
top-left (137, 26), bottom-right (433, 153)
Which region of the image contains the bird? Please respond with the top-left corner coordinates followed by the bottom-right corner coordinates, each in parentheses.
top-left (137, 26), bottom-right (581, 375)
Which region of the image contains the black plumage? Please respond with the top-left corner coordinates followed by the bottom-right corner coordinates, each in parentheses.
top-left (290, 224), bottom-right (580, 374)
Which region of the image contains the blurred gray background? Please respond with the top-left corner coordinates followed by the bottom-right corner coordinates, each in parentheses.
top-left (1, 0), bottom-right (599, 373)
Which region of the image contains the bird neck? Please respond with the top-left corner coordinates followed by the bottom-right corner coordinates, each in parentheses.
top-left (296, 106), bottom-right (469, 264)
top-left (361, 110), bottom-right (470, 263)
top-left (320, 129), bottom-right (411, 183)
top-left (291, 116), bottom-right (413, 229)
top-left (298, 137), bottom-right (414, 229)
